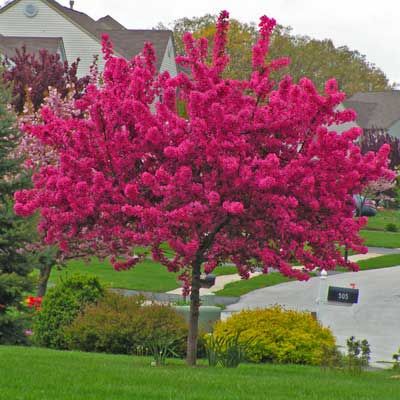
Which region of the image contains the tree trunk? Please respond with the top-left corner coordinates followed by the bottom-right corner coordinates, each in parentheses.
top-left (36, 264), bottom-right (52, 297)
top-left (186, 260), bottom-right (201, 366)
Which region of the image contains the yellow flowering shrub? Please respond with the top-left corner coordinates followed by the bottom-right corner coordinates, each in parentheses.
top-left (212, 306), bottom-right (336, 365)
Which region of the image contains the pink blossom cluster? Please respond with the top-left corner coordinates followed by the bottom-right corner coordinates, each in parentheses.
top-left (14, 11), bottom-right (393, 288)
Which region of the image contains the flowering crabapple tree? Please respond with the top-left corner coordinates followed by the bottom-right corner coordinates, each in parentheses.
top-left (14, 12), bottom-right (393, 365)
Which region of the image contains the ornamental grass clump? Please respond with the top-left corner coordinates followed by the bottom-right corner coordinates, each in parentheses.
top-left (212, 306), bottom-right (336, 365)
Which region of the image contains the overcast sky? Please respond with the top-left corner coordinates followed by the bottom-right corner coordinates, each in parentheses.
top-left (4, 0), bottom-right (400, 83)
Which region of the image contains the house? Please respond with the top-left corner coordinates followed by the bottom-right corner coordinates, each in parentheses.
top-left (343, 91), bottom-right (400, 138)
top-left (0, 0), bottom-right (178, 77)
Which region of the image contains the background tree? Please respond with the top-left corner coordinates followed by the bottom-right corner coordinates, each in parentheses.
top-left (0, 75), bottom-right (35, 344)
top-left (164, 14), bottom-right (390, 96)
top-left (15, 12), bottom-right (392, 365)
top-left (2, 47), bottom-right (91, 114)
top-left (359, 130), bottom-right (400, 170)
top-left (361, 178), bottom-right (396, 208)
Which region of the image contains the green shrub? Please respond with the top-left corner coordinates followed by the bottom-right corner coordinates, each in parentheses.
top-left (212, 306), bottom-right (336, 365)
top-left (344, 336), bottom-right (371, 373)
top-left (386, 223), bottom-right (398, 232)
top-left (65, 293), bottom-right (188, 361)
top-left (393, 348), bottom-right (400, 371)
top-left (0, 272), bottom-right (34, 345)
top-left (34, 273), bottom-right (104, 349)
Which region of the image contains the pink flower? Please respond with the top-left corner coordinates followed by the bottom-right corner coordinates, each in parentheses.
top-left (223, 201), bottom-right (244, 215)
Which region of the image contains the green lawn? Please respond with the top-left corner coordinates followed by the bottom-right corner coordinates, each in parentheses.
top-left (360, 230), bottom-right (400, 248)
top-left (213, 265), bottom-right (238, 276)
top-left (0, 346), bottom-right (398, 400)
top-left (45, 259), bottom-right (238, 293)
top-left (215, 273), bottom-right (293, 297)
top-left (366, 209), bottom-right (400, 231)
top-left (48, 258), bottom-right (181, 293)
top-left (358, 254), bottom-right (400, 271)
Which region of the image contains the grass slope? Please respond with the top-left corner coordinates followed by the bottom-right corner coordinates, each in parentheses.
top-left (358, 254), bottom-right (400, 271)
top-left (48, 258), bottom-right (180, 293)
top-left (46, 259), bottom-right (238, 292)
top-left (360, 230), bottom-right (400, 249)
top-left (366, 209), bottom-right (400, 231)
top-left (215, 273), bottom-right (292, 297)
top-left (1, 347), bottom-right (398, 400)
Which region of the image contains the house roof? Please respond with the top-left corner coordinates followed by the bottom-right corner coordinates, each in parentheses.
top-left (0, 35), bottom-right (65, 59)
top-left (96, 15), bottom-right (126, 31)
top-left (103, 30), bottom-right (172, 68)
top-left (344, 91), bottom-right (400, 130)
top-left (0, 0), bottom-right (173, 70)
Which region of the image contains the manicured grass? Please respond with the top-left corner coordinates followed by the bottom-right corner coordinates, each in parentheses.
top-left (358, 254), bottom-right (400, 271)
top-left (213, 265), bottom-right (238, 276)
top-left (215, 273), bottom-right (292, 297)
top-left (0, 346), bottom-right (398, 400)
top-left (360, 230), bottom-right (400, 248)
top-left (366, 209), bottom-right (400, 231)
top-left (48, 258), bottom-right (180, 292)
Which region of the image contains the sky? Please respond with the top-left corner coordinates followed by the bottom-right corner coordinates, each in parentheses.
top-left (3, 0), bottom-right (400, 83)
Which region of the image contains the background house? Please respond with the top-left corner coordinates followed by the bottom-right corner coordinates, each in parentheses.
top-left (344, 91), bottom-right (400, 138)
top-left (0, 0), bottom-right (177, 77)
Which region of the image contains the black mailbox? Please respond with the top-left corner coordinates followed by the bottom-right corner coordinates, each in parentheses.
top-left (327, 286), bottom-right (359, 304)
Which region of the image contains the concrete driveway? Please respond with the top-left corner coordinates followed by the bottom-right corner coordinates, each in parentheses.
top-left (225, 266), bottom-right (400, 366)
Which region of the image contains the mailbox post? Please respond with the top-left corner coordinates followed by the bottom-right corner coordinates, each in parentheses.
top-left (316, 269), bottom-right (328, 321)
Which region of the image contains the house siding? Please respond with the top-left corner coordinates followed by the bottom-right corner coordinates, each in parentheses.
top-left (0, 0), bottom-right (104, 76)
top-left (159, 37), bottom-right (177, 77)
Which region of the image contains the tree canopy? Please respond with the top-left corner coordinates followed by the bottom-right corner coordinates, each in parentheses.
top-left (15, 12), bottom-right (392, 364)
top-left (164, 14), bottom-right (390, 96)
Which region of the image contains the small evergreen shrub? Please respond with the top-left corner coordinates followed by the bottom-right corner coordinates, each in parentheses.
top-left (385, 223), bottom-right (398, 232)
top-left (212, 306), bottom-right (336, 365)
top-left (344, 336), bottom-right (371, 373)
top-left (34, 273), bottom-right (104, 349)
top-left (65, 293), bottom-right (188, 360)
top-left (393, 348), bottom-right (400, 371)
top-left (0, 273), bottom-right (33, 345)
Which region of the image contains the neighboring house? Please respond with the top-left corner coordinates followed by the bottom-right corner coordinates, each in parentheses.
top-left (343, 91), bottom-right (400, 138)
top-left (0, 0), bottom-right (178, 77)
